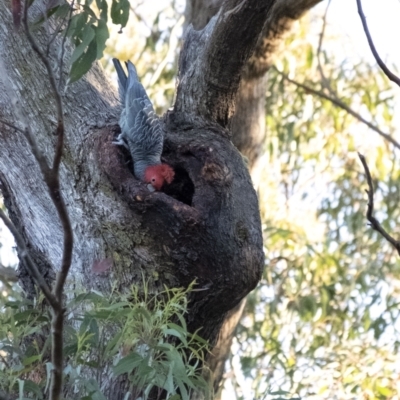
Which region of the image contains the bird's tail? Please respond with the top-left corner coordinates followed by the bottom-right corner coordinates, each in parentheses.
top-left (112, 58), bottom-right (127, 103)
top-left (113, 59), bottom-right (151, 110)
top-left (125, 61), bottom-right (149, 104)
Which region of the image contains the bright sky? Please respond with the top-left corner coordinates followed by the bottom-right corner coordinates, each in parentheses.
top-left (318, 0), bottom-right (400, 69)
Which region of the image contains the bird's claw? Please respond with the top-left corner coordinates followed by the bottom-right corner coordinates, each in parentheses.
top-left (112, 134), bottom-right (129, 149)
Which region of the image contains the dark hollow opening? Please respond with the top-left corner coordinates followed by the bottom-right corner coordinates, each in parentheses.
top-left (162, 165), bottom-right (194, 206)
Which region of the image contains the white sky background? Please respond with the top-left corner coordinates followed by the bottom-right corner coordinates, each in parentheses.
top-left (322, 0), bottom-right (400, 69)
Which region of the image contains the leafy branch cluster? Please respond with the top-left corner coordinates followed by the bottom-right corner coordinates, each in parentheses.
top-left (0, 282), bottom-right (210, 400)
top-left (225, 10), bottom-right (400, 399)
top-left (102, 0), bottom-right (184, 114)
top-left (33, 0), bottom-right (129, 83)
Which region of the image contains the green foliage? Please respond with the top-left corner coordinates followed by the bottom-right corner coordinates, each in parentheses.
top-left (30, 0), bottom-right (131, 83)
top-left (63, 0), bottom-right (112, 83)
top-left (228, 14), bottom-right (400, 400)
top-left (103, 0), bottom-right (184, 114)
top-left (0, 282), bottom-right (210, 400)
top-left (110, 0), bottom-right (129, 28)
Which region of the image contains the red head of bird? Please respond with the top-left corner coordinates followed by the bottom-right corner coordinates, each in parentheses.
top-left (144, 164), bottom-right (175, 191)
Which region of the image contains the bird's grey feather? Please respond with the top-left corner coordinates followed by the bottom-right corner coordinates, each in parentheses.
top-left (113, 58), bottom-right (163, 180)
top-left (113, 59), bottom-right (128, 103)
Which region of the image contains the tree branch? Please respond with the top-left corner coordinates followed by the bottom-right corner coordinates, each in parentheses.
top-left (358, 153), bottom-right (400, 255)
top-left (22, 0), bottom-right (64, 174)
top-left (186, 0), bottom-right (323, 79)
top-left (22, 0), bottom-right (73, 304)
top-left (246, 0), bottom-right (323, 77)
top-left (356, 0), bottom-right (400, 88)
top-left (276, 68), bottom-right (400, 151)
top-left (0, 118), bottom-right (26, 134)
top-left (177, 0), bottom-right (323, 130)
top-left (205, 0), bottom-right (275, 94)
top-left (175, 0), bottom-right (277, 127)
top-left (19, 2), bottom-right (74, 398)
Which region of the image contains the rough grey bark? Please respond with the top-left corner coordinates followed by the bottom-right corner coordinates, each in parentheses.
top-left (185, 0), bottom-right (323, 395)
top-left (175, 0), bottom-right (277, 127)
top-left (186, 0), bottom-right (323, 169)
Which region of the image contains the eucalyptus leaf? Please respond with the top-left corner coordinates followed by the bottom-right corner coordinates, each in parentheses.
top-left (110, 0), bottom-right (130, 28)
top-left (69, 39), bottom-right (97, 83)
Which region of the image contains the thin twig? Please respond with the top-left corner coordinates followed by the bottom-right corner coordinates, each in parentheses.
top-left (58, 0), bottom-right (75, 90)
top-left (46, 3), bottom-right (71, 56)
top-left (275, 68), bottom-right (400, 151)
top-left (23, 0), bottom-right (73, 301)
top-left (0, 209), bottom-right (58, 307)
top-left (23, 0), bottom-right (64, 174)
top-left (22, 2), bottom-right (74, 398)
top-left (356, 0), bottom-right (400, 88)
top-left (0, 117), bottom-right (26, 134)
top-left (316, 0), bottom-right (335, 96)
top-left (358, 153), bottom-right (400, 256)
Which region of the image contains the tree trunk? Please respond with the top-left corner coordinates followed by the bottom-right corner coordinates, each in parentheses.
top-left (0, 0), bottom-right (322, 398)
top-left (184, 0), bottom-right (323, 395)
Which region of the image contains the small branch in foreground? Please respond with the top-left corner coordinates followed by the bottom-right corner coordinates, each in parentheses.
top-left (358, 153), bottom-right (400, 256)
top-left (20, 2), bottom-right (74, 399)
top-left (0, 117), bottom-right (26, 134)
top-left (275, 68), bottom-right (400, 151)
top-left (356, 0), bottom-right (400, 88)
top-left (22, 0), bottom-right (64, 174)
top-left (22, 0), bottom-right (73, 303)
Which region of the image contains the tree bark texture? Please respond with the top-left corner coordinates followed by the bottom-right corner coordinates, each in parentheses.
top-left (185, 0), bottom-right (323, 169)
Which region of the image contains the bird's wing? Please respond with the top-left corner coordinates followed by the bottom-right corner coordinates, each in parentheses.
top-left (114, 59), bottom-right (164, 160)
